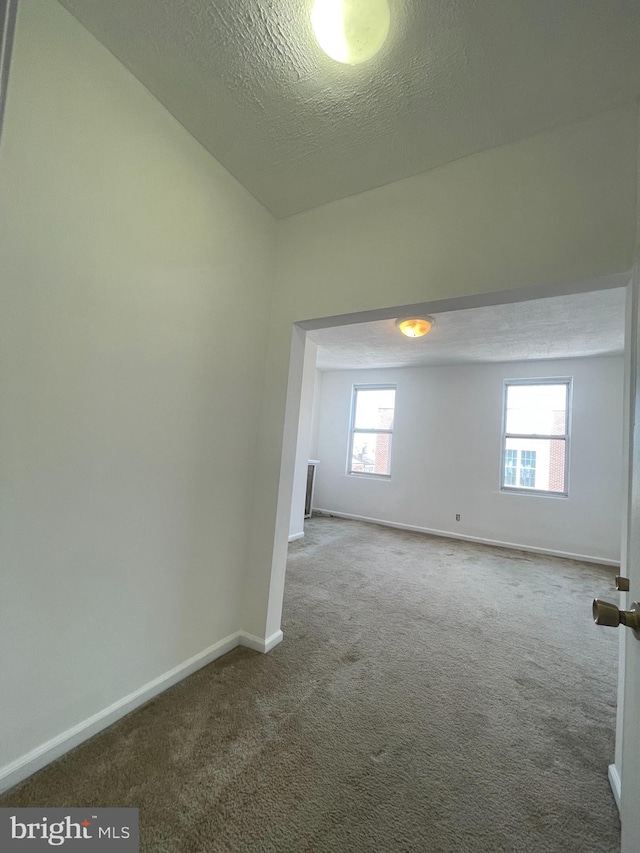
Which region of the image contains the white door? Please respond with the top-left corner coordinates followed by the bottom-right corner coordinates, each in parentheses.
top-left (620, 272), bottom-right (640, 853)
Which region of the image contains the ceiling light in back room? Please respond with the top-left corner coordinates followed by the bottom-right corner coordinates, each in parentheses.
top-left (395, 317), bottom-right (435, 338)
top-left (311, 0), bottom-right (391, 65)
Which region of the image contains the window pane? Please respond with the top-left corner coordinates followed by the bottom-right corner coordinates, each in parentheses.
top-left (351, 432), bottom-right (392, 475)
top-left (505, 384), bottom-right (567, 435)
top-left (354, 388), bottom-right (396, 430)
top-left (503, 437), bottom-right (566, 492)
top-left (519, 450), bottom-right (537, 488)
top-left (504, 449), bottom-right (517, 486)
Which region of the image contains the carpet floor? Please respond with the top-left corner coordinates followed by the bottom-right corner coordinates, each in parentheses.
top-left (1, 517), bottom-right (621, 852)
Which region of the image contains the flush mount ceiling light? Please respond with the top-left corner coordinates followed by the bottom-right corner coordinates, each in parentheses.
top-left (311, 0), bottom-right (390, 65)
top-left (395, 316), bottom-right (435, 338)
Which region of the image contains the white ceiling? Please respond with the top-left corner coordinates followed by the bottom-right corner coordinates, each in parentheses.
top-left (58, 0), bottom-right (640, 218)
top-left (308, 287), bottom-right (627, 371)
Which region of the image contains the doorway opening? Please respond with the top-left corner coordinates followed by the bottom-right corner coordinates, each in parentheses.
top-left (270, 271), bottom-right (631, 836)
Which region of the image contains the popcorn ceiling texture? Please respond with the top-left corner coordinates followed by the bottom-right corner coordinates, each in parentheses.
top-left (57, 0), bottom-right (640, 217)
top-left (309, 286), bottom-right (627, 371)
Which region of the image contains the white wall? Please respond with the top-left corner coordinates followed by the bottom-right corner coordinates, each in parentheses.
top-left (309, 369), bottom-right (324, 460)
top-left (312, 358), bottom-right (624, 563)
top-left (288, 339), bottom-right (318, 540)
top-left (245, 105), bottom-right (638, 641)
top-left (0, 0), bottom-right (275, 783)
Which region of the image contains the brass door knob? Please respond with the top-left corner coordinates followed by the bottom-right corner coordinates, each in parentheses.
top-left (615, 575), bottom-right (630, 592)
top-left (592, 599), bottom-right (640, 640)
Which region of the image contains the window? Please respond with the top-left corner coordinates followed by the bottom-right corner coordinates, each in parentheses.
top-left (501, 379), bottom-right (571, 495)
top-left (348, 385), bottom-right (395, 476)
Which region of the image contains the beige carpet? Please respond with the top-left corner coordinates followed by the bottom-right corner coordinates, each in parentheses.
top-left (1, 517), bottom-right (621, 852)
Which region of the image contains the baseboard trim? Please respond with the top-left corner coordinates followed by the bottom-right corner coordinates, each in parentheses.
top-left (288, 532), bottom-right (304, 542)
top-left (0, 627), bottom-right (283, 795)
top-left (608, 763), bottom-right (621, 812)
top-left (239, 629), bottom-right (284, 653)
top-left (314, 509), bottom-right (620, 567)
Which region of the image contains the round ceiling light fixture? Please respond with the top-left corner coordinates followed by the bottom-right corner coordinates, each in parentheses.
top-left (395, 316), bottom-right (435, 338)
top-left (310, 0), bottom-right (391, 65)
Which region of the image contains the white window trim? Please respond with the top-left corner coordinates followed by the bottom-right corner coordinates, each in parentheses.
top-left (500, 377), bottom-right (572, 498)
top-left (347, 384), bottom-right (396, 478)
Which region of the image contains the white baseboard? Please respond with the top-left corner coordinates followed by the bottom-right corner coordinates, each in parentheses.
top-left (0, 628), bottom-right (283, 795)
top-left (239, 629), bottom-right (284, 653)
top-left (288, 532), bottom-right (304, 542)
top-left (608, 763), bottom-right (621, 812)
top-left (314, 509), bottom-right (620, 567)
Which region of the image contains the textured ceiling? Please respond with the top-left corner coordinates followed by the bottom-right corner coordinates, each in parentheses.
top-left (58, 0), bottom-right (640, 217)
top-left (308, 288), bottom-right (627, 370)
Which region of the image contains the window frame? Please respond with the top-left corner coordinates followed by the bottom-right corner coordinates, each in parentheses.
top-left (347, 384), bottom-right (396, 479)
top-left (500, 377), bottom-right (572, 498)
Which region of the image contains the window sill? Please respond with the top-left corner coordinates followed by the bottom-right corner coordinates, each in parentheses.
top-left (500, 487), bottom-right (568, 499)
top-left (347, 472), bottom-right (391, 481)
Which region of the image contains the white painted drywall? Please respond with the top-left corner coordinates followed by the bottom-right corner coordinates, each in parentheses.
top-left (0, 0), bottom-right (275, 778)
top-left (244, 105), bottom-right (638, 641)
top-left (309, 370), bottom-right (324, 460)
top-left (312, 358), bottom-right (624, 562)
top-left (288, 339), bottom-right (318, 540)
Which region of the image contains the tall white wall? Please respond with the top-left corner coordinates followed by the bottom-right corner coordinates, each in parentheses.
top-left (309, 370), bottom-right (324, 460)
top-left (288, 339), bottom-right (318, 540)
top-left (245, 105), bottom-right (638, 641)
top-left (313, 357), bottom-right (624, 563)
top-left (0, 0), bottom-right (275, 782)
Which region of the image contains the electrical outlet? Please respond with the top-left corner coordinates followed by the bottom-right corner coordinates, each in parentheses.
top-left (455, 514), bottom-right (461, 521)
